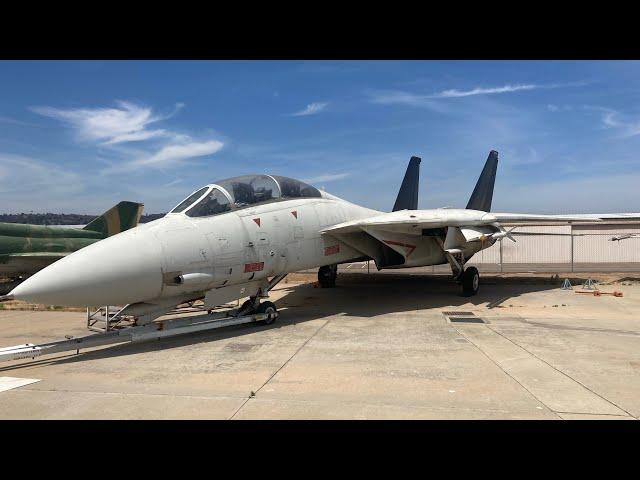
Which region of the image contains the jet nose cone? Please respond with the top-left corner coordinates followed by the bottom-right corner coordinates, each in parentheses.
top-left (11, 228), bottom-right (163, 307)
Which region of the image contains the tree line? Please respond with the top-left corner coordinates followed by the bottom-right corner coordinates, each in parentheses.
top-left (0, 212), bottom-right (166, 225)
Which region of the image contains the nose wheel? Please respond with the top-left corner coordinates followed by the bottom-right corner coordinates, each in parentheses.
top-left (461, 266), bottom-right (480, 297)
top-left (239, 298), bottom-right (277, 325)
top-left (256, 301), bottom-right (277, 325)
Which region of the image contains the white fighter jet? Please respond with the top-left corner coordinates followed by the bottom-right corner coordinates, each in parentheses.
top-left (2, 151), bottom-right (593, 325)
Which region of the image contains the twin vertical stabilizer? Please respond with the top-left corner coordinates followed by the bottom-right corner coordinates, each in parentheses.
top-left (392, 156), bottom-right (421, 211)
top-left (392, 150), bottom-right (498, 213)
top-left (466, 150), bottom-right (498, 212)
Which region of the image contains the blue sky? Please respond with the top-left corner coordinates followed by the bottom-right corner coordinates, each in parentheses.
top-left (1, 60), bottom-right (640, 214)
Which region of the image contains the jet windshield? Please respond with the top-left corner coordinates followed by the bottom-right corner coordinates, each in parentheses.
top-left (170, 187), bottom-right (209, 213)
top-left (185, 188), bottom-right (231, 217)
top-left (170, 175), bottom-right (322, 217)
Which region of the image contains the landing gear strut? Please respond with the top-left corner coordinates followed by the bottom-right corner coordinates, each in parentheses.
top-left (318, 264), bottom-right (338, 288)
top-left (441, 247), bottom-right (480, 297)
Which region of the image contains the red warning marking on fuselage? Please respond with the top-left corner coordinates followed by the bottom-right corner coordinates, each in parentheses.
top-left (291, 211), bottom-right (298, 219)
top-left (244, 262), bottom-right (264, 273)
top-left (324, 244), bottom-right (340, 256)
top-left (253, 218), bottom-right (261, 227)
top-left (382, 239), bottom-right (417, 257)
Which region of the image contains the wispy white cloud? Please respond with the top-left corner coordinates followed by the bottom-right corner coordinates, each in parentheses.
top-left (163, 178), bottom-right (184, 187)
top-left (367, 90), bottom-right (449, 111)
top-left (587, 106), bottom-right (640, 137)
top-left (30, 101), bottom-right (183, 145)
top-left (303, 172), bottom-right (350, 183)
top-left (101, 140), bottom-right (224, 174)
top-left (290, 102), bottom-right (328, 117)
top-left (368, 82), bottom-right (586, 107)
top-left (433, 84), bottom-right (538, 98)
top-left (30, 100), bottom-right (224, 174)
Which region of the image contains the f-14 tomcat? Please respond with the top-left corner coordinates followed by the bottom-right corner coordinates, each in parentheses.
top-left (3, 150), bottom-right (592, 325)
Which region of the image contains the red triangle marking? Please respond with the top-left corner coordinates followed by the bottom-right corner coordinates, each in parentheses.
top-left (291, 211), bottom-right (298, 219)
top-left (253, 218), bottom-right (261, 227)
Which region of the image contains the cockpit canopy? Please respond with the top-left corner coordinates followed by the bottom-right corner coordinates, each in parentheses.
top-left (169, 174), bottom-right (322, 218)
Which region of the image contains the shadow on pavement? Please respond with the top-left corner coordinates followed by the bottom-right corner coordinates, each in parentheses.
top-left (1, 272), bottom-right (562, 368)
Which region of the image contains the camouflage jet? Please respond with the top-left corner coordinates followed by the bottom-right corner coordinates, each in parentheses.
top-left (0, 201), bottom-right (143, 293)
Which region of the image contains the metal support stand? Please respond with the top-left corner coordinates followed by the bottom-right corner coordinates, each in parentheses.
top-left (3, 275), bottom-right (290, 364)
top-left (87, 305), bottom-right (133, 332)
top-left (1, 306), bottom-right (278, 364)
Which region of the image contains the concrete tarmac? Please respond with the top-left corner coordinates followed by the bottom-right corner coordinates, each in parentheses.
top-left (0, 272), bottom-right (639, 419)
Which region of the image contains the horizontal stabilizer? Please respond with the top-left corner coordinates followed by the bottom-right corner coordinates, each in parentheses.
top-left (466, 150), bottom-right (498, 212)
top-left (392, 156), bottom-right (421, 212)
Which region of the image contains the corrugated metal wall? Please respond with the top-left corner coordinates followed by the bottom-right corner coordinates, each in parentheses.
top-left (468, 222), bottom-right (640, 272)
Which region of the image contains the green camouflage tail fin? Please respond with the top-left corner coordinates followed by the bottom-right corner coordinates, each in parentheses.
top-left (83, 201), bottom-right (144, 237)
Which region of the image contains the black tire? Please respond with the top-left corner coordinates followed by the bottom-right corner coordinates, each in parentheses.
top-left (256, 301), bottom-right (277, 325)
top-left (462, 267), bottom-right (480, 297)
top-left (318, 265), bottom-right (337, 288)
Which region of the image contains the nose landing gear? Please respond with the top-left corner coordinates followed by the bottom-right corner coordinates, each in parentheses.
top-left (239, 274), bottom-right (287, 325)
top-left (239, 298), bottom-right (278, 324)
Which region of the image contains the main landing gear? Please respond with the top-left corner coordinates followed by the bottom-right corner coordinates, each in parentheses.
top-left (318, 264), bottom-right (338, 288)
top-left (460, 266), bottom-right (480, 297)
top-left (443, 250), bottom-right (480, 297)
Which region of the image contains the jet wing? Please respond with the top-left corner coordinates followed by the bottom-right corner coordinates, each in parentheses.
top-left (321, 209), bottom-right (604, 269)
top-left (321, 210), bottom-right (499, 236)
top-left (320, 210), bottom-right (503, 269)
top-left (321, 211), bottom-right (599, 236)
top-left (491, 213), bottom-right (605, 225)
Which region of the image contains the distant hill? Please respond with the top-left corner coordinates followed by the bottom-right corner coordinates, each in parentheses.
top-left (0, 212), bottom-right (166, 225)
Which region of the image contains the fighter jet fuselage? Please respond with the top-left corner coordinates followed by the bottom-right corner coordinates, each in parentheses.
top-left (7, 153), bottom-right (598, 322)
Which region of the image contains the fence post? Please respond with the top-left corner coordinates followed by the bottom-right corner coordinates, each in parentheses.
top-left (570, 225), bottom-right (574, 273)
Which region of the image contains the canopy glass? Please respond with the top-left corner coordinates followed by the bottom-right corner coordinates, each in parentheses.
top-left (170, 175), bottom-right (321, 218)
